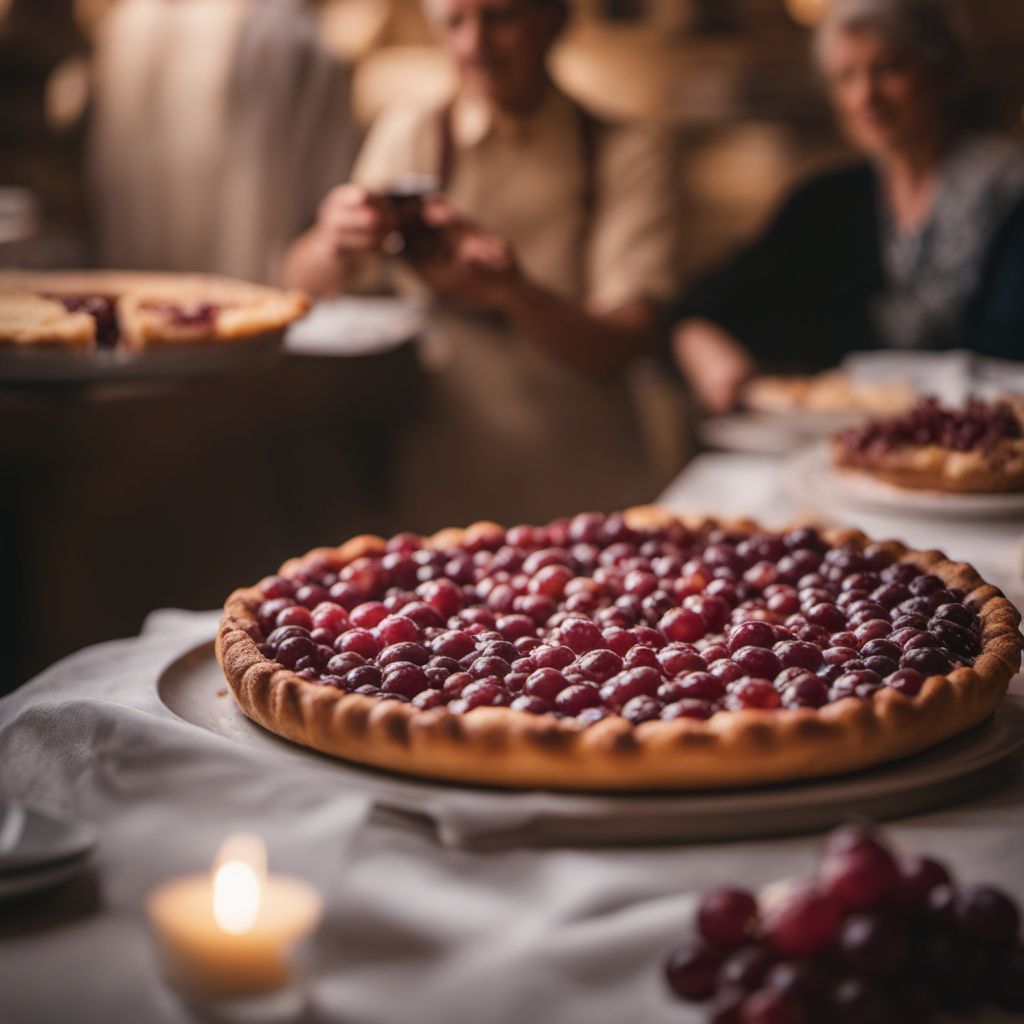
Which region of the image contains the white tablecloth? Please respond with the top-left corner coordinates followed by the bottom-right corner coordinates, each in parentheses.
top-left (1, 464), bottom-right (1022, 1023)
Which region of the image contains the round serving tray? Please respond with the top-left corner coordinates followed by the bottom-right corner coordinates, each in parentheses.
top-left (158, 642), bottom-right (1024, 848)
top-left (0, 331), bottom-right (283, 387)
top-left (785, 444), bottom-right (1024, 521)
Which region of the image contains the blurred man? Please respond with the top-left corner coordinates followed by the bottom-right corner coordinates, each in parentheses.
top-left (284, 0), bottom-right (680, 376)
top-left (284, 0), bottom-right (682, 526)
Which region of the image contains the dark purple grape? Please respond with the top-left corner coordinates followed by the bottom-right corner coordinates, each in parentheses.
top-left (929, 602), bottom-right (975, 630)
top-left (899, 647), bottom-right (951, 678)
top-left (781, 675), bottom-right (829, 709)
top-left (738, 987), bottom-right (808, 1024)
top-left (774, 641), bottom-right (823, 671)
top-left (929, 620), bottom-right (979, 659)
top-left (380, 661), bottom-right (428, 698)
top-left (621, 694), bottom-right (661, 723)
top-left (897, 855), bottom-right (952, 910)
top-left (718, 945), bottom-right (779, 994)
top-left (509, 693), bottom-right (553, 714)
top-left (954, 885), bottom-right (1020, 946)
top-left (732, 646), bottom-right (783, 680)
top-left (859, 638), bottom-right (900, 661)
top-left (909, 574), bottom-right (944, 597)
top-left (378, 641), bottom-right (429, 667)
top-left (698, 889), bottom-right (759, 951)
top-left (664, 944), bottom-right (723, 1001)
top-left (275, 635), bottom-right (316, 668)
top-left (728, 621), bottom-right (777, 652)
top-left (835, 911), bottom-right (908, 976)
top-left (763, 960), bottom-right (832, 1005)
top-left (822, 646), bottom-right (858, 667)
top-left (764, 887), bottom-right (842, 957)
top-left (555, 683), bottom-right (603, 716)
top-left (819, 835), bottom-right (900, 910)
top-left (885, 668), bottom-right (925, 696)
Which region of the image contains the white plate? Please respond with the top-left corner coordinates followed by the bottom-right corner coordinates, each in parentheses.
top-left (0, 332), bottom-right (282, 386)
top-left (700, 408), bottom-right (875, 455)
top-left (286, 297), bottom-right (426, 357)
top-left (698, 414), bottom-right (810, 455)
top-left (0, 802), bottom-right (97, 874)
top-left (158, 642), bottom-right (1024, 848)
top-left (787, 444), bottom-right (1024, 520)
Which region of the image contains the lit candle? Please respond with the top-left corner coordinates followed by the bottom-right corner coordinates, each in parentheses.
top-left (148, 834), bottom-right (322, 999)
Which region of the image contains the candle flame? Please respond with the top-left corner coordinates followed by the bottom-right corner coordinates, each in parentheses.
top-left (212, 834), bottom-right (266, 935)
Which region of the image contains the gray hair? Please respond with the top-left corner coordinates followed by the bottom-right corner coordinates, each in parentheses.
top-left (814, 0), bottom-right (969, 78)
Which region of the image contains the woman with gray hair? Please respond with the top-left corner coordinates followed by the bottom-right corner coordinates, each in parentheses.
top-left (670, 0), bottom-right (1024, 413)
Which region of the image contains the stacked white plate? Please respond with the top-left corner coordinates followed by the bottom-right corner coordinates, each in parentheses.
top-left (0, 802), bottom-right (97, 899)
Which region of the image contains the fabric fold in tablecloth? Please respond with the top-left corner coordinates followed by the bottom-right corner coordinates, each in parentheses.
top-left (0, 611), bottom-right (374, 899)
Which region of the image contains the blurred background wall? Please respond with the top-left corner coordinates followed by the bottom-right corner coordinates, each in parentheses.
top-left (2, 0), bottom-right (1022, 285)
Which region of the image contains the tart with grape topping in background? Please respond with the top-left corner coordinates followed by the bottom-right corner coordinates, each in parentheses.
top-left (832, 396), bottom-right (1024, 494)
top-left (0, 270), bottom-right (308, 351)
top-left (216, 508), bottom-right (1022, 791)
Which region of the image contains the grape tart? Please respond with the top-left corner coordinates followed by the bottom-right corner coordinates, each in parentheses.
top-left (0, 270), bottom-right (308, 351)
top-left (832, 397), bottom-right (1024, 494)
top-left (216, 508), bottom-right (1022, 790)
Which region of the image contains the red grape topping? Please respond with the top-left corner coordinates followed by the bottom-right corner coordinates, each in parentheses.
top-left (664, 823), bottom-right (1024, 1021)
top-left (250, 513), bottom-right (980, 724)
top-left (51, 294), bottom-right (120, 348)
top-left (836, 395), bottom-right (1023, 458)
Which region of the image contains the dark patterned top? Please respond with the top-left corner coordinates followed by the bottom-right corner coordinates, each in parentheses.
top-left (669, 135), bottom-right (1024, 369)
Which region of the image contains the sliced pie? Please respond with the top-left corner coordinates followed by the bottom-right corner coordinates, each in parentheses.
top-left (216, 508), bottom-right (1022, 790)
top-left (0, 270), bottom-right (308, 351)
top-left (832, 396), bottom-right (1024, 494)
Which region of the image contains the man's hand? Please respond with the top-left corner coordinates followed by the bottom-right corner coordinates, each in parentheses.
top-left (313, 184), bottom-right (398, 257)
top-left (416, 197), bottom-right (523, 311)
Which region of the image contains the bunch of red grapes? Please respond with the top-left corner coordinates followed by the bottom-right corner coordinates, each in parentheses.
top-left (664, 824), bottom-right (1024, 1023)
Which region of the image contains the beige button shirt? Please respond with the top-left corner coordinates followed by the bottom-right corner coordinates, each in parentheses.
top-left (352, 88), bottom-right (680, 308)
top-left (349, 88), bottom-right (682, 529)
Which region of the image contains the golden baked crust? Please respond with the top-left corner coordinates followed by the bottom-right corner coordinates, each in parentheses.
top-left (0, 292), bottom-right (96, 348)
top-left (832, 436), bottom-right (1024, 494)
top-left (216, 508), bottom-right (1022, 791)
top-left (0, 270), bottom-right (309, 350)
top-left (745, 372), bottom-right (914, 416)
